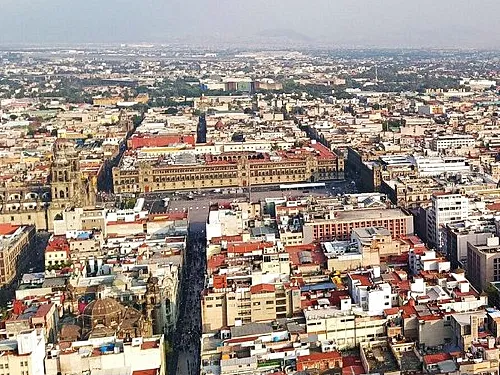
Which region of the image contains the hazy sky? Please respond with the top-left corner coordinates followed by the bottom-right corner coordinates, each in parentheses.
top-left (1, 0), bottom-right (499, 48)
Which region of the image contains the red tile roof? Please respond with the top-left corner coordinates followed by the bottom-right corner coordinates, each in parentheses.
top-left (342, 355), bottom-right (364, 375)
top-left (207, 254), bottom-right (227, 273)
top-left (210, 235), bottom-right (243, 245)
top-left (310, 142), bottom-right (338, 160)
top-left (349, 273), bottom-right (372, 287)
top-left (298, 350), bottom-right (342, 363)
top-left (383, 253), bottom-right (409, 265)
top-left (486, 203), bottom-right (500, 211)
top-left (227, 241), bottom-right (274, 254)
top-left (301, 290), bottom-right (350, 309)
top-left (384, 307), bottom-right (400, 316)
top-left (250, 284), bottom-right (275, 294)
top-left (132, 370), bottom-right (159, 375)
top-left (46, 235), bottom-right (70, 253)
top-left (342, 364), bottom-right (365, 375)
top-left (129, 134), bottom-right (195, 149)
top-left (140, 341), bottom-right (159, 350)
top-left (213, 274), bottom-right (228, 289)
top-left (424, 353), bottom-right (452, 365)
top-left (403, 235), bottom-right (424, 246)
top-left (33, 303), bottom-right (53, 318)
top-left (400, 302), bottom-right (417, 318)
top-left (0, 223), bottom-right (20, 236)
top-left (286, 243), bottom-right (326, 266)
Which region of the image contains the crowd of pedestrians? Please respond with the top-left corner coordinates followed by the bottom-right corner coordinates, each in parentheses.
top-left (172, 224), bottom-right (206, 375)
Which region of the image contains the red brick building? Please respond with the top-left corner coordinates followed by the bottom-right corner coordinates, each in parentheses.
top-left (303, 208), bottom-right (414, 242)
top-left (297, 351), bottom-right (343, 372)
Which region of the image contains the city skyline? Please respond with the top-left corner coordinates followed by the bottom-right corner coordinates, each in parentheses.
top-left (1, 0), bottom-right (500, 48)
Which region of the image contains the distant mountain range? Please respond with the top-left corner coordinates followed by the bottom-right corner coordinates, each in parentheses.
top-left (256, 29), bottom-right (313, 42)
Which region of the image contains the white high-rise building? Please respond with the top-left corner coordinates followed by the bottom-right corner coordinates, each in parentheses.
top-left (427, 193), bottom-right (469, 251)
top-left (413, 156), bottom-right (471, 177)
top-left (431, 135), bottom-right (475, 152)
top-left (0, 329), bottom-right (46, 375)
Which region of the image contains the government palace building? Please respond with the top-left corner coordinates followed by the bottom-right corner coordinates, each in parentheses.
top-left (112, 141), bottom-right (344, 193)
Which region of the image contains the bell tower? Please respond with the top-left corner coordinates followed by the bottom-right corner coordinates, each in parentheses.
top-left (51, 141), bottom-right (83, 209)
top-left (143, 275), bottom-right (160, 337)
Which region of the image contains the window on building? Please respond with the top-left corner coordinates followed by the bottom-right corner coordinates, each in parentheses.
top-left (494, 259), bottom-right (500, 282)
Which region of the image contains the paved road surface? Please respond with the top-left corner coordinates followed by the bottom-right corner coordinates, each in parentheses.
top-left (171, 223), bottom-right (206, 375)
top-left (160, 180), bottom-right (356, 223)
top-left (0, 231), bottom-right (49, 306)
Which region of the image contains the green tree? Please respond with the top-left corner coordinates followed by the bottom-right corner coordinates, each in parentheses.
top-left (132, 115), bottom-right (143, 127)
top-left (136, 86), bottom-right (150, 94)
top-left (485, 283), bottom-right (499, 306)
top-left (123, 198), bottom-right (137, 209)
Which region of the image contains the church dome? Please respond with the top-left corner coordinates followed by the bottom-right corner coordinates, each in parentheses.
top-left (83, 297), bottom-right (123, 319)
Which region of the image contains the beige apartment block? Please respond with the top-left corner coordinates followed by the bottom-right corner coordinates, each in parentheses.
top-left (202, 284), bottom-right (300, 333)
top-left (352, 226), bottom-right (406, 257)
top-left (0, 225), bottom-right (35, 287)
top-left (304, 307), bottom-right (386, 349)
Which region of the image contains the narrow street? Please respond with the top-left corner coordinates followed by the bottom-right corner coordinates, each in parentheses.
top-left (0, 231), bottom-right (49, 306)
top-left (170, 222), bottom-right (206, 375)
